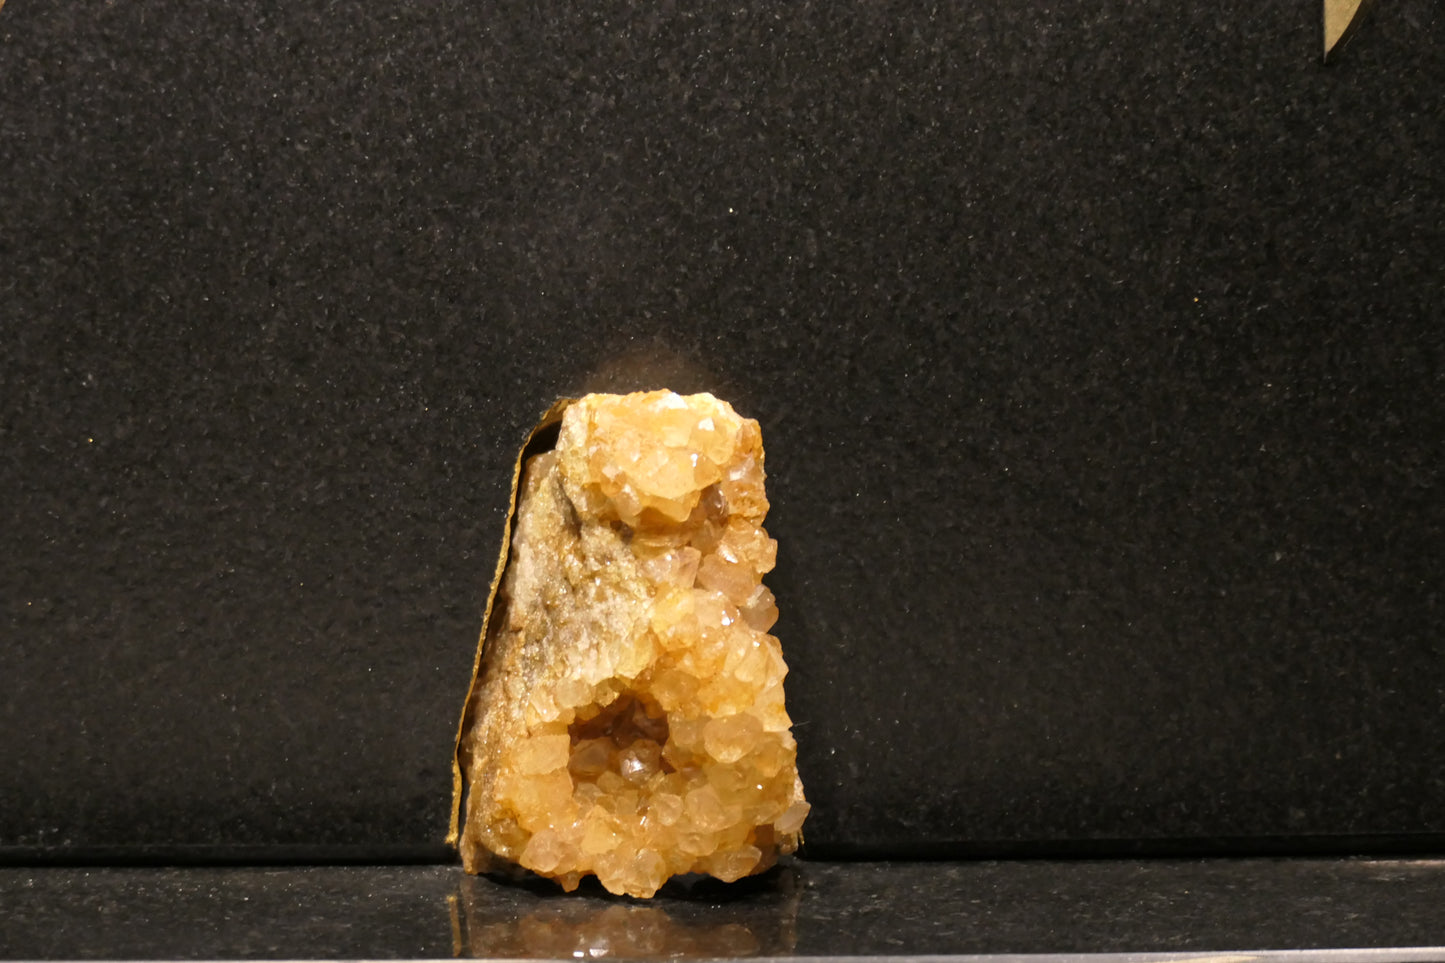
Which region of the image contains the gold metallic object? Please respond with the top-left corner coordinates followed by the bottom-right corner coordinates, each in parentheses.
top-left (1324, 0), bottom-right (1377, 61)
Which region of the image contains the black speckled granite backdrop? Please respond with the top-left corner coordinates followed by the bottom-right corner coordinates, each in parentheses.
top-left (1, 0), bottom-right (1441, 859)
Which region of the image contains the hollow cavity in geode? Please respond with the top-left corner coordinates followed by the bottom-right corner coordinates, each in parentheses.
top-left (451, 390), bottom-right (808, 898)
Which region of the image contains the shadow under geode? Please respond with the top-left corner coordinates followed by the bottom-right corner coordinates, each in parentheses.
top-left (449, 864), bottom-right (800, 958)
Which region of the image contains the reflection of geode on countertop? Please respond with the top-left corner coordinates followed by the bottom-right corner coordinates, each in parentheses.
top-left (450, 870), bottom-right (801, 959)
top-left (451, 391), bottom-right (808, 898)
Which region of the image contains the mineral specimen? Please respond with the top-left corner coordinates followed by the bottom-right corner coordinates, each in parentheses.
top-left (451, 390), bottom-right (808, 898)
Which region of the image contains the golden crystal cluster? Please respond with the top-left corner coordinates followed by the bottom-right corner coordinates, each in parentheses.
top-left (455, 390), bottom-right (808, 898)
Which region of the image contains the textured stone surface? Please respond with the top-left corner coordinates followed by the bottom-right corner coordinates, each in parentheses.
top-left (4, 0), bottom-right (1443, 860)
top-left (10, 861), bottom-right (1445, 959)
top-left (455, 391), bottom-right (807, 897)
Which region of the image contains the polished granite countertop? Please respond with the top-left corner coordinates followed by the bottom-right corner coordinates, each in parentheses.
top-left (3, 859), bottom-right (1445, 960)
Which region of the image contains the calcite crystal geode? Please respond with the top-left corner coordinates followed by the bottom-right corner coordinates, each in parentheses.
top-left (451, 391), bottom-right (808, 898)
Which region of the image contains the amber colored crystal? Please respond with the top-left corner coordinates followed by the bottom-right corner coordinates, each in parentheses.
top-left (453, 391), bottom-right (808, 898)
